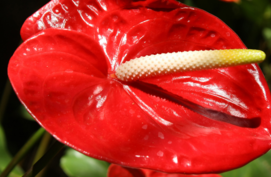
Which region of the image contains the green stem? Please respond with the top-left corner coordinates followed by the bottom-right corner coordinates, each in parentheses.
top-left (33, 132), bottom-right (51, 164)
top-left (0, 128), bottom-right (45, 177)
top-left (23, 140), bottom-right (65, 177)
top-left (0, 80), bottom-right (12, 123)
top-left (33, 132), bottom-right (51, 177)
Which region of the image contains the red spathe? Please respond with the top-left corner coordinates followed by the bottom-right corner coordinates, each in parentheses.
top-left (108, 164), bottom-right (222, 177)
top-left (8, 0), bottom-right (271, 174)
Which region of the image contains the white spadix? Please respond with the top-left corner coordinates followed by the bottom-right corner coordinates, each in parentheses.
top-left (115, 49), bottom-right (265, 82)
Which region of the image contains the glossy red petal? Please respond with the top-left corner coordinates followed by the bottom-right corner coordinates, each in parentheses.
top-left (108, 164), bottom-right (222, 177)
top-left (95, 3), bottom-right (271, 172)
top-left (21, 0), bottom-right (187, 40)
top-left (108, 164), bottom-right (145, 177)
top-left (21, 1), bottom-right (242, 70)
top-left (143, 66), bottom-right (269, 123)
top-left (93, 6), bottom-right (245, 72)
top-left (8, 29), bottom-right (108, 148)
top-left (16, 28), bottom-right (108, 74)
top-left (123, 83), bottom-right (271, 173)
top-left (11, 0), bottom-right (271, 174)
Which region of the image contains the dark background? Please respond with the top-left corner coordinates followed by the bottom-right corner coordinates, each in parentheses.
top-left (1, 0), bottom-right (50, 152)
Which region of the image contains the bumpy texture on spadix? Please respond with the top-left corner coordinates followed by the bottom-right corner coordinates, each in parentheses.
top-left (116, 49), bottom-right (265, 81)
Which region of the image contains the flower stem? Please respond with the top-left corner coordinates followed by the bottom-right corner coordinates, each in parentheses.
top-left (23, 140), bottom-right (65, 177)
top-left (0, 128), bottom-right (45, 177)
top-left (33, 132), bottom-right (51, 177)
top-left (0, 80), bottom-right (12, 123)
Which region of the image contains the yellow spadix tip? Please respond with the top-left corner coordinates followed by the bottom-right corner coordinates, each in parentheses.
top-left (115, 49), bottom-right (265, 82)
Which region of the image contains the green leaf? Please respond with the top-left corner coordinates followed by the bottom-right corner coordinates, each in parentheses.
top-left (222, 150), bottom-right (271, 177)
top-left (60, 148), bottom-right (109, 177)
top-left (0, 125), bottom-right (23, 177)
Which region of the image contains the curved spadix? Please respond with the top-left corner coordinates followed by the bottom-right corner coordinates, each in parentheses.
top-left (116, 49), bottom-right (265, 82)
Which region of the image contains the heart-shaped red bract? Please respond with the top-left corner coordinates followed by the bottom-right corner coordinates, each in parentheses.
top-left (9, 0), bottom-right (271, 174)
top-left (108, 164), bottom-right (222, 177)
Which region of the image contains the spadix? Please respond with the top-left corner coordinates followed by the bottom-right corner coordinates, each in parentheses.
top-left (115, 49), bottom-right (265, 82)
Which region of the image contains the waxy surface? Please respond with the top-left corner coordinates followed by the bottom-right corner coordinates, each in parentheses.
top-left (108, 164), bottom-right (222, 177)
top-left (9, 0), bottom-right (271, 174)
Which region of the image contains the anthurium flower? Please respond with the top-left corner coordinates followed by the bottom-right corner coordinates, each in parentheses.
top-left (8, 0), bottom-right (271, 174)
top-left (108, 164), bottom-right (222, 177)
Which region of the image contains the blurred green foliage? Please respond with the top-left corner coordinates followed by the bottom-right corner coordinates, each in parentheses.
top-left (0, 126), bottom-right (23, 177)
top-left (60, 148), bottom-right (109, 177)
